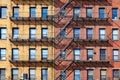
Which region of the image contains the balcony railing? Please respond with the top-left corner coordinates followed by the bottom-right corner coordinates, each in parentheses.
top-left (73, 34), bottom-right (109, 42)
top-left (9, 12), bottom-right (54, 21)
top-left (9, 55), bottom-right (53, 63)
top-left (9, 34), bottom-right (54, 42)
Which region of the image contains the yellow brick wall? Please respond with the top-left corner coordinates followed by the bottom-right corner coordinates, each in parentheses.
top-left (0, 0), bottom-right (54, 80)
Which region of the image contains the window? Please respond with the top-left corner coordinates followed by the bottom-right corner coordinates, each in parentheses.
top-left (87, 69), bottom-right (94, 80)
top-left (30, 7), bottom-right (36, 17)
top-left (99, 8), bottom-right (105, 18)
top-left (41, 68), bottom-right (48, 80)
top-left (100, 69), bottom-right (107, 80)
top-left (60, 71), bottom-right (66, 80)
top-left (12, 28), bottom-right (19, 39)
top-left (29, 68), bottom-right (36, 80)
top-left (73, 7), bottom-right (80, 17)
top-left (13, 7), bottom-right (19, 18)
top-left (74, 48), bottom-right (80, 60)
top-left (86, 8), bottom-right (92, 18)
top-left (60, 50), bottom-right (66, 58)
top-left (29, 28), bottom-right (36, 39)
top-left (99, 28), bottom-right (106, 40)
top-left (87, 49), bottom-right (93, 61)
top-left (60, 29), bottom-right (66, 38)
top-left (12, 48), bottom-right (19, 60)
top-left (113, 49), bottom-right (119, 61)
top-left (60, 9), bottom-right (66, 15)
top-left (42, 7), bottom-right (48, 18)
top-left (41, 48), bottom-right (48, 60)
top-left (86, 28), bottom-right (93, 39)
top-left (74, 28), bottom-right (80, 38)
top-left (12, 68), bottom-right (18, 80)
top-left (0, 7), bottom-right (7, 18)
top-left (112, 29), bottom-right (119, 40)
top-left (0, 68), bottom-right (5, 80)
top-left (29, 48), bottom-right (36, 60)
top-left (0, 28), bottom-right (6, 39)
top-left (113, 69), bottom-right (119, 80)
top-left (41, 28), bottom-right (48, 38)
top-left (100, 49), bottom-right (106, 60)
top-left (74, 70), bottom-right (80, 80)
top-left (0, 48), bottom-right (6, 60)
top-left (112, 8), bottom-right (118, 19)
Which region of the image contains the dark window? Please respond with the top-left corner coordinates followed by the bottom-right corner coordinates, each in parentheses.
top-left (87, 69), bottom-right (94, 80)
top-left (87, 49), bottom-right (93, 61)
top-left (86, 28), bottom-right (93, 39)
top-left (100, 69), bottom-right (107, 80)
top-left (100, 49), bottom-right (106, 60)
top-left (60, 29), bottom-right (66, 38)
top-left (60, 71), bottom-right (66, 80)
top-left (74, 7), bottom-right (80, 17)
top-left (113, 69), bottom-right (119, 80)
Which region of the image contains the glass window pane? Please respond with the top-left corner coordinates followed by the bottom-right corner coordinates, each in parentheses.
top-left (1, 7), bottom-right (7, 18)
top-left (0, 28), bottom-right (6, 39)
top-left (87, 28), bottom-right (93, 39)
top-left (41, 49), bottom-right (48, 59)
top-left (12, 49), bottom-right (18, 60)
top-left (30, 7), bottom-right (36, 17)
top-left (99, 29), bottom-right (106, 40)
top-left (29, 49), bottom-right (36, 60)
top-left (12, 28), bottom-right (19, 38)
top-left (112, 29), bottom-right (118, 40)
top-left (30, 28), bottom-right (36, 39)
top-left (99, 8), bottom-right (105, 18)
top-left (86, 8), bottom-right (92, 18)
top-left (74, 7), bottom-right (80, 17)
top-left (74, 28), bottom-right (80, 38)
top-left (74, 49), bottom-right (80, 60)
top-left (42, 7), bottom-right (48, 18)
top-left (74, 70), bottom-right (80, 80)
top-left (42, 69), bottom-right (48, 80)
top-left (112, 8), bottom-right (118, 19)
top-left (13, 7), bottom-right (19, 17)
top-left (42, 28), bottom-right (48, 37)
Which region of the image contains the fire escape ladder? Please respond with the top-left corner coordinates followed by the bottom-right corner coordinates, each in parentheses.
top-left (55, 17), bottom-right (73, 39)
top-left (54, 0), bottom-right (72, 16)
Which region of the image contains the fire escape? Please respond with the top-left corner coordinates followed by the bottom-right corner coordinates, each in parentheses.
top-left (54, 0), bottom-right (113, 80)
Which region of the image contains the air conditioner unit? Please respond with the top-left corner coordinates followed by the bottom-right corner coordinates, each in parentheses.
top-left (20, 73), bottom-right (28, 80)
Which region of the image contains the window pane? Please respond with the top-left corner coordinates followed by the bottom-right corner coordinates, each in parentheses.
top-left (112, 29), bottom-right (118, 40)
top-left (86, 28), bottom-right (93, 39)
top-left (12, 28), bottom-right (19, 39)
top-left (30, 7), bottom-right (36, 17)
top-left (1, 7), bottom-right (7, 18)
top-left (0, 49), bottom-right (6, 60)
top-left (113, 49), bottom-right (119, 60)
top-left (60, 29), bottom-right (66, 37)
top-left (60, 51), bottom-right (66, 58)
top-left (87, 70), bottom-right (94, 80)
top-left (74, 7), bottom-right (80, 17)
top-left (100, 49), bottom-right (106, 60)
top-left (30, 69), bottom-right (35, 80)
top-left (86, 8), bottom-right (92, 18)
top-left (12, 49), bottom-right (19, 60)
top-left (99, 8), bottom-right (105, 18)
top-left (29, 49), bottom-right (36, 60)
top-left (41, 49), bottom-right (48, 59)
top-left (13, 7), bottom-right (19, 17)
top-left (42, 28), bottom-right (48, 38)
top-left (74, 49), bottom-right (80, 60)
top-left (41, 69), bottom-right (48, 80)
top-left (74, 28), bottom-right (80, 38)
top-left (0, 69), bottom-right (5, 80)
top-left (112, 8), bottom-right (118, 19)
top-left (99, 29), bottom-right (106, 40)
top-left (12, 69), bottom-right (18, 80)
top-left (42, 7), bottom-right (48, 18)
top-left (74, 70), bottom-right (80, 80)
top-left (30, 28), bottom-right (36, 39)
top-left (87, 49), bottom-right (93, 60)
top-left (1, 28), bottom-right (6, 39)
